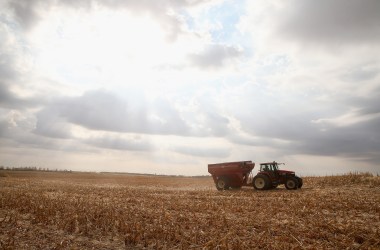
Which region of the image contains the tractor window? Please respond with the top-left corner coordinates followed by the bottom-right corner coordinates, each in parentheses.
top-left (260, 164), bottom-right (270, 171)
top-left (272, 164), bottom-right (278, 171)
top-left (260, 163), bottom-right (279, 171)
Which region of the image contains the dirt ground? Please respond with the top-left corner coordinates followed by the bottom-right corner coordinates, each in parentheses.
top-left (1, 171), bottom-right (379, 249)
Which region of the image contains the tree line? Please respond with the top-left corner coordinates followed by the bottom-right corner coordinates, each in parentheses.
top-left (0, 166), bottom-right (71, 172)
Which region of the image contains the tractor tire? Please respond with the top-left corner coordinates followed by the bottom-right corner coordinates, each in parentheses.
top-left (216, 177), bottom-right (229, 191)
top-left (253, 175), bottom-right (270, 190)
top-left (296, 177), bottom-right (303, 188)
top-left (285, 177), bottom-right (298, 190)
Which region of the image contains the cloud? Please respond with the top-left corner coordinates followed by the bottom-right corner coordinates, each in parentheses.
top-left (227, 0), bottom-right (380, 167)
top-left (3, 0), bottom-right (213, 40)
top-left (225, 80), bottom-right (380, 165)
top-left (188, 44), bottom-right (242, 69)
top-left (294, 115), bottom-right (380, 159)
top-left (341, 64), bottom-right (379, 83)
top-left (85, 134), bottom-right (152, 151)
top-left (33, 89), bottom-right (193, 136)
top-left (0, 24), bottom-right (24, 108)
top-left (34, 109), bottom-right (72, 139)
top-left (32, 89), bottom-right (235, 138)
top-left (1, 0), bottom-right (380, 174)
top-left (62, 90), bottom-right (136, 133)
top-left (3, 0), bottom-right (45, 30)
top-left (0, 81), bottom-right (19, 108)
top-left (0, 80), bottom-right (42, 110)
top-left (201, 112), bottom-right (230, 136)
top-left (149, 98), bottom-right (190, 135)
top-left (277, 0), bottom-right (380, 46)
top-left (312, 109), bottom-right (380, 128)
top-left (173, 145), bottom-right (230, 158)
top-left (0, 20), bottom-right (45, 109)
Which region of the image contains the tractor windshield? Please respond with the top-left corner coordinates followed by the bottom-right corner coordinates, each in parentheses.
top-left (260, 163), bottom-right (279, 171)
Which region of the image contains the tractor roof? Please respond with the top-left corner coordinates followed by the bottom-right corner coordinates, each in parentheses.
top-left (260, 162), bottom-right (277, 165)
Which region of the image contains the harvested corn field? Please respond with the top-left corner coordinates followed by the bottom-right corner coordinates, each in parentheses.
top-left (1, 171), bottom-right (380, 249)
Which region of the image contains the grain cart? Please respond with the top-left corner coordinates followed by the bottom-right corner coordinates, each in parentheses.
top-left (208, 161), bottom-right (255, 190)
top-left (208, 161), bottom-right (302, 191)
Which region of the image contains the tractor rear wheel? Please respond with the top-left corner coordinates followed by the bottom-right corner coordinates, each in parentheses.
top-left (296, 177), bottom-right (303, 188)
top-left (253, 175), bottom-right (270, 190)
top-left (285, 177), bottom-right (298, 190)
top-left (216, 177), bottom-right (229, 191)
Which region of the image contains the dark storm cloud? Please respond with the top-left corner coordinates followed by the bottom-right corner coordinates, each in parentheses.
top-left (278, 0), bottom-right (380, 45)
top-left (188, 44), bottom-right (242, 69)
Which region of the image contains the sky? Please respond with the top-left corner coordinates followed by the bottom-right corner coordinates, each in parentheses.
top-left (1, 0), bottom-right (379, 176)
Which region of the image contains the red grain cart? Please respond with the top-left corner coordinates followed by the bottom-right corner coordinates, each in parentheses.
top-left (208, 161), bottom-right (255, 190)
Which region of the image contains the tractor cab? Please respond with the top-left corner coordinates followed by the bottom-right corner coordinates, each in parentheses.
top-left (259, 162), bottom-right (294, 175)
top-left (259, 162), bottom-right (279, 172)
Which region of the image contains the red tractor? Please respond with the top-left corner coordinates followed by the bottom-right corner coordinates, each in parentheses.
top-left (208, 161), bottom-right (302, 191)
top-left (253, 162), bottom-right (303, 190)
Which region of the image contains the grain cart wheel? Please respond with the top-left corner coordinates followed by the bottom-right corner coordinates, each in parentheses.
top-left (285, 177), bottom-right (298, 190)
top-left (216, 177), bottom-right (229, 191)
top-left (296, 177), bottom-right (303, 188)
top-left (253, 175), bottom-right (270, 190)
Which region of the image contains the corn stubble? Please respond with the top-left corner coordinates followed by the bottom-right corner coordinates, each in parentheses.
top-left (1, 172), bottom-right (379, 249)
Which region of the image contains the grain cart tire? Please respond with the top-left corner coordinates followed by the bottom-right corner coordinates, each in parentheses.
top-left (285, 177), bottom-right (298, 190)
top-left (216, 177), bottom-right (229, 191)
top-left (253, 175), bottom-right (270, 190)
top-left (296, 177), bottom-right (303, 188)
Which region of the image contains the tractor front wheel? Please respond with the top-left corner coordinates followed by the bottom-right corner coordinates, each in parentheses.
top-left (285, 177), bottom-right (298, 190)
top-left (216, 177), bottom-right (229, 191)
top-left (253, 175), bottom-right (270, 190)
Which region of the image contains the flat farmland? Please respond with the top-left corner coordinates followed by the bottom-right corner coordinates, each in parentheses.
top-left (1, 171), bottom-right (379, 249)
